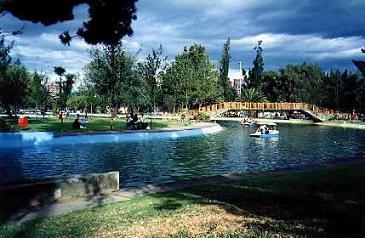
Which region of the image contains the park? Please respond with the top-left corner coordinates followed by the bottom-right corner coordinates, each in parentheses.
top-left (1, 0), bottom-right (365, 237)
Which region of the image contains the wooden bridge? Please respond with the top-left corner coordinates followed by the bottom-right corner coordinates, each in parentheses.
top-left (189, 102), bottom-right (351, 122)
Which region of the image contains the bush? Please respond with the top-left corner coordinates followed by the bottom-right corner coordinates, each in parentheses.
top-left (194, 112), bottom-right (210, 121)
top-left (0, 118), bottom-right (11, 132)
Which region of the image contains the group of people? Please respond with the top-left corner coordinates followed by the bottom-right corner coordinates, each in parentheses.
top-left (258, 125), bottom-right (270, 134)
top-left (126, 113), bottom-right (150, 130)
top-left (72, 113), bottom-right (88, 129)
top-left (240, 118), bottom-right (256, 127)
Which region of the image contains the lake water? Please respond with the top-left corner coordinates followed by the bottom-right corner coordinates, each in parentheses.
top-left (1, 122), bottom-right (364, 187)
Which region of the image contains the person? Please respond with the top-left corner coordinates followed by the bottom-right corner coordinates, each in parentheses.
top-left (72, 114), bottom-right (80, 129)
top-left (259, 125), bottom-right (269, 134)
top-left (58, 110), bottom-right (64, 124)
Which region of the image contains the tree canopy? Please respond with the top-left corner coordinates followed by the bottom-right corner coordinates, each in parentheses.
top-left (0, 0), bottom-right (138, 45)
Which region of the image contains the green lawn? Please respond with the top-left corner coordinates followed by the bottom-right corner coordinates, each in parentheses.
top-left (1, 163), bottom-right (365, 237)
top-left (7, 117), bottom-right (191, 134)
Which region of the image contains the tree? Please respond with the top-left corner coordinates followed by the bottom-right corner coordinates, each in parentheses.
top-left (0, 35), bottom-right (29, 117)
top-left (260, 71), bottom-right (280, 102)
top-left (240, 88), bottom-right (267, 103)
top-left (249, 40), bottom-right (264, 88)
top-left (353, 47), bottom-right (365, 76)
top-left (86, 43), bottom-right (146, 117)
top-left (53, 66), bottom-right (75, 110)
top-left (137, 45), bottom-right (167, 113)
top-left (219, 38), bottom-right (236, 101)
top-left (161, 44), bottom-right (221, 112)
top-left (27, 71), bottom-right (50, 111)
top-left (61, 73), bottom-right (76, 108)
top-left (0, 64), bottom-right (29, 117)
top-left (0, 0), bottom-right (138, 46)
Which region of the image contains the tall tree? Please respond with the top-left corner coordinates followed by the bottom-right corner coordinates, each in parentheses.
top-left (0, 64), bottom-right (29, 117)
top-left (219, 38), bottom-right (236, 101)
top-left (137, 45), bottom-right (167, 113)
top-left (0, 35), bottom-right (28, 117)
top-left (249, 40), bottom-right (264, 88)
top-left (161, 44), bottom-right (220, 112)
top-left (53, 66), bottom-right (66, 108)
top-left (27, 71), bottom-right (50, 110)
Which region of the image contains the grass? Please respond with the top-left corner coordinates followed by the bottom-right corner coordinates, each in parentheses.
top-left (1, 163), bottom-right (365, 237)
top-left (6, 117), bottom-right (192, 134)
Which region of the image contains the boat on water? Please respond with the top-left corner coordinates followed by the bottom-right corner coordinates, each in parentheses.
top-left (240, 118), bottom-right (256, 127)
top-left (249, 122), bottom-right (279, 137)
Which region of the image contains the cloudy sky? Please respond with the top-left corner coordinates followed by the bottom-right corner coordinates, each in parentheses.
top-left (1, 0), bottom-right (365, 81)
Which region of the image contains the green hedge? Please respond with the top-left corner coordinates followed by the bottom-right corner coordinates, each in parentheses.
top-left (194, 113), bottom-right (210, 121)
top-left (0, 118), bottom-right (11, 132)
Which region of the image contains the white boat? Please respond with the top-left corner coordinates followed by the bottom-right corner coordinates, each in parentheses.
top-left (240, 118), bottom-right (256, 127)
top-left (249, 122), bottom-right (279, 137)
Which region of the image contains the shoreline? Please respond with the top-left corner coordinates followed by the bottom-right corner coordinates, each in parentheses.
top-left (213, 116), bottom-right (365, 129)
top-left (4, 157), bottom-right (365, 224)
top-left (53, 121), bottom-right (218, 137)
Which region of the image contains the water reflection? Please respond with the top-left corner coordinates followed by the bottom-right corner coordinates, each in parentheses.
top-left (1, 122), bottom-right (365, 187)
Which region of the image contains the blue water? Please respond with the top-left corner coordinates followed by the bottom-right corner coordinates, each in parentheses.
top-left (0, 122), bottom-right (365, 187)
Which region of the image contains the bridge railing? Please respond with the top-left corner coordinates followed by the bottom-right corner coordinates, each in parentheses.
top-left (189, 102), bottom-right (351, 120)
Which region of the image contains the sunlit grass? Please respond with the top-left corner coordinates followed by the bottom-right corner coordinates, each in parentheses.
top-left (7, 117), bottom-right (192, 134)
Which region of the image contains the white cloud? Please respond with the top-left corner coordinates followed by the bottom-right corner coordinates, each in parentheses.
top-left (231, 33), bottom-right (364, 60)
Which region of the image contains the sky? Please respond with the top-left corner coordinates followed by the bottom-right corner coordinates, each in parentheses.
top-left (1, 0), bottom-right (365, 82)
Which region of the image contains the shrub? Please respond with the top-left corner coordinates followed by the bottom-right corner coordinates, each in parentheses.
top-left (0, 118), bottom-right (11, 132)
top-left (194, 113), bottom-right (210, 121)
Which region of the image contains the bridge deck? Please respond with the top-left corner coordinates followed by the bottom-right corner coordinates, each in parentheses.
top-left (189, 102), bottom-right (350, 122)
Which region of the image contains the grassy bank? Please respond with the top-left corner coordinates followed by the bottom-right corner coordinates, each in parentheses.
top-left (6, 117), bottom-right (192, 134)
top-left (1, 163), bottom-right (365, 237)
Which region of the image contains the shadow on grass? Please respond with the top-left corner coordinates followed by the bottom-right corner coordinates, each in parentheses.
top-left (150, 165), bottom-right (365, 237)
top-left (2, 164), bottom-right (365, 237)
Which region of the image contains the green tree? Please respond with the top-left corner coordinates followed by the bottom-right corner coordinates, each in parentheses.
top-left (249, 40), bottom-right (264, 88)
top-left (53, 66), bottom-right (74, 109)
top-left (240, 88), bottom-right (267, 103)
top-left (260, 71), bottom-right (280, 102)
top-left (27, 71), bottom-right (50, 111)
top-left (137, 45), bottom-right (167, 113)
top-left (161, 44), bottom-right (221, 112)
top-left (0, 36), bottom-right (29, 117)
top-left (0, 64), bottom-right (29, 117)
top-left (86, 43), bottom-right (146, 116)
top-left (219, 38), bottom-right (236, 101)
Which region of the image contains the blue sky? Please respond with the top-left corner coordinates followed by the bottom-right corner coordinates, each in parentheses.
top-left (1, 0), bottom-right (365, 81)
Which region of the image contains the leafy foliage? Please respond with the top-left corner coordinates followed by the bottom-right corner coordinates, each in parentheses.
top-left (249, 41), bottom-right (264, 88)
top-left (219, 38), bottom-right (236, 101)
top-left (53, 66), bottom-right (75, 109)
top-left (240, 88), bottom-right (267, 103)
top-left (0, 0), bottom-right (138, 46)
top-left (26, 71), bottom-right (51, 110)
top-left (137, 45), bottom-right (167, 112)
top-left (86, 43), bottom-right (146, 115)
top-left (0, 118), bottom-right (11, 132)
top-left (0, 60), bottom-right (29, 116)
top-left (194, 113), bottom-right (210, 121)
top-left (161, 44), bottom-right (221, 112)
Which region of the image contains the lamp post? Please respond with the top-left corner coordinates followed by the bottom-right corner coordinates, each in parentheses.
top-left (90, 95), bottom-right (96, 119)
top-left (238, 62), bottom-right (243, 96)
